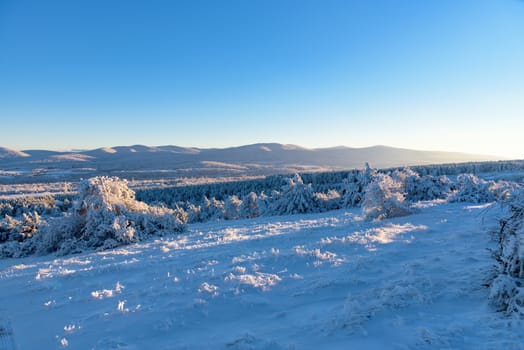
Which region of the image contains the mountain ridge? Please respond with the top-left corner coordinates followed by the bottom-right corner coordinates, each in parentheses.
top-left (1, 143), bottom-right (505, 159)
top-left (0, 143), bottom-right (509, 183)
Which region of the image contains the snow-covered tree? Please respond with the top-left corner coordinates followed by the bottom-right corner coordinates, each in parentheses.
top-left (315, 189), bottom-right (341, 212)
top-left (200, 196), bottom-right (225, 221)
top-left (339, 176), bottom-right (363, 207)
top-left (390, 167), bottom-right (418, 185)
top-left (0, 176), bottom-right (186, 257)
top-left (185, 202), bottom-right (203, 223)
top-left (0, 195), bottom-right (62, 218)
top-left (361, 173), bottom-right (412, 220)
top-left (340, 165), bottom-right (377, 207)
top-left (224, 195), bottom-right (242, 220)
top-left (269, 174), bottom-right (318, 215)
top-left (240, 192), bottom-right (260, 219)
top-left (0, 212), bottom-right (42, 243)
top-left (255, 191), bottom-right (270, 217)
top-left (0, 215), bottom-right (19, 243)
top-left (402, 172), bottom-right (452, 202)
top-left (449, 174), bottom-right (514, 203)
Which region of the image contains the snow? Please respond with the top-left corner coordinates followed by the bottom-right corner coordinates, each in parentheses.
top-left (0, 201), bottom-right (522, 349)
top-left (99, 147), bottom-right (118, 154)
top-left (0, 147), bottom-right (30, 159)
top-left (50, 154), bottom-right (95, 162)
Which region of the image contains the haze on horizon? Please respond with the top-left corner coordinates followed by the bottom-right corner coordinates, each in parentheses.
top-left (1, 0), bottom-right (523, 159)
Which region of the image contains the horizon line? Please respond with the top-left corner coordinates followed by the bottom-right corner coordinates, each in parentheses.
top-left (0, 142), bottom-right (513, 159)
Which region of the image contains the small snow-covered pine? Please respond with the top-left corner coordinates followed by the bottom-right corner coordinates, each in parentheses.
top-left (404, 173), bottom-right (452, 202)
top-left (449, 174), bottom-right (497, 203)
top-left (200, 196), bottom-right (225, 221)
top-left (340, 165), bottom-right (377, 207)
top-left (361, 173), bottom-right (412, 221)
top-left (315, 189), bottom-right (341, 212)
top-left (269, 174), bottom-right (318, 215)
top-left (240, 192), bottom-right (260, 219)
top-left (224, 195), bottom-right (242, 220)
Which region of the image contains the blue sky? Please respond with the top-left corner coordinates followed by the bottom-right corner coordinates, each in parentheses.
top-left (1, 0), bottom-right (523, 158)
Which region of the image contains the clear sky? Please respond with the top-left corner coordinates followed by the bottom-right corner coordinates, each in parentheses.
top-left (1, 0), bottom-right (523, 158)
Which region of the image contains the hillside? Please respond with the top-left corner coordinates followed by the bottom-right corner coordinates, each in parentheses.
top-left (1, 162), bottom-right (524, 348)
top-left (0, 147), bottom-right (30, 159)
top-left (1, 202), bottom-right (521, 349)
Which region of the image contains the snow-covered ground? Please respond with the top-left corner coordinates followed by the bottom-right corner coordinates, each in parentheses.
top-left (1, 201), bottom-right (523, 349)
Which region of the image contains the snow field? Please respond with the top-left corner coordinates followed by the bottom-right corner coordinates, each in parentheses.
top-left (0, 202), bottom-right (523, 349)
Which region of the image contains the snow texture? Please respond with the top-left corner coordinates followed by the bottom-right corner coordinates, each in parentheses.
top-left (0, 201), bottom-right (522, 349)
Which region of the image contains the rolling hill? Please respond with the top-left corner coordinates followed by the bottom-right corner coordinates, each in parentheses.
top-left (0, 143), bottom-right (506, 182)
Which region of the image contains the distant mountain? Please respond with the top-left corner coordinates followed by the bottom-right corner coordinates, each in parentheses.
top-left (0, 147), bottom-right (30, 159)
top-left (0, 143), bottom-right (507, 182)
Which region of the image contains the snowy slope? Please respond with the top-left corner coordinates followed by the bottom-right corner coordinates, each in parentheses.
top-left (0, 202), bottom-right (522, 349)
top-left (0, 147), bottom-right (29, 159)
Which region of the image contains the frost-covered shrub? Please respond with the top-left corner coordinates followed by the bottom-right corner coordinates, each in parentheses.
top-left (315, 189), bottom-right (341, 212)
top-left (200, 196), bottom-right (225, 221)
top-left (339, 176), bottom-right (363, 207)
top-left (72, 177), bottom-right (184, 245)
top-left (240, 192), bottom-right (261, 219)
top-left (340, 165), bottom-right (377, 207)
top-left (391, 167), bottom-right (451, 202)
top-left (0, 176), bottom-right (186, 257)
top-left (361, 173), bottom-right (412, 221)
top-left (390, 167), bottom-right (419, 184)
top-left (450, 174), bottom-right (514, 203)
top-left (489, 191), bottom-right (524, 316)
top-left (269, 174), bottom-right (318, 215)
top-left (224, 195), bottom-right (242, 220)
top-left (254, 191), bottom-right (269, 217)
top-left (0, 195), bottom-right (62, 218)
top-left (185, 202), bottom-right (203, 223)
top-left (0, 215), bottom-right (19, 243)
top-left (0, 212), bottom-right (43, 243)
top-left (404, 173), bottom-right (452, 202)
top-left (489, 181), bottom-right (521, 202)
top-left (449, 174), bottom-right (496, 203)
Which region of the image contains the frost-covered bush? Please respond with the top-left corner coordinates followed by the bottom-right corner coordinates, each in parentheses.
top-left (489, 191), bottom-right (524, 316)
top-left (315, 189), bottom-right (341, 212)
top-left (0, 212), bottom-right (43, 243)
top-left (449, 174), bottom-right (515, 203)
top-left (361, 173), bottom-right (412, 221)
top-left (391, 167), bottom-right (450, 202)
top-left (339, 176), bottom-right (364, 207)
top-left (489, 181), bottom-right (521, 202)
top-left (390, 167), bottom-right (419, 184)
top-left (403, 173), bottom-right (452, 202)
top-left (240, 192), bottom-right (261, 219)
top-left (185, 202), bottom-right (203, 223)
top-left (269, 174), bottom-right (318, 215)
top-left (254, 191), bottom-right (269, 217)
top-left (340, 165), bottom-right (377, 207)
top-left (449, 174), bottom-right (496, 203)
top-left (200, 196), bottom-right (225, 221)
top-left (183, 191), bottom-right (267, 222)
top-left (0, 195), bottom-right (65, 217)
top-left (224, 195), bottom-right (242, 220)
top-left (0, 176), bottom-right (186, 257)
